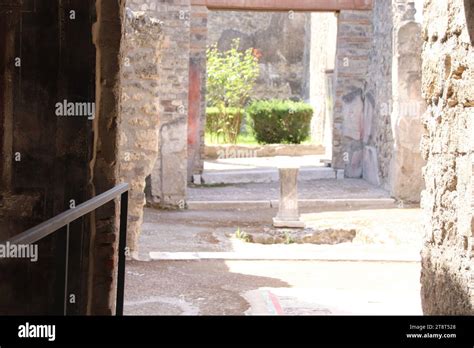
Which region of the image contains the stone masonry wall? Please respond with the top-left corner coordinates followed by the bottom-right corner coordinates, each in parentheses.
top-left (389, 2), bottom-right (426, 202)
top-left (364, 0), bottom-right (394, 187)
top-left (420, 0), bottom-right (474, 314)
top-left (120, 8), bottom-right (163, 256)
top-left (332, 10), bottom-right (373, 172)
top-left (127, 0), bottom-right (191, 209)
top-left (309, 12), bottom-right (338, 149)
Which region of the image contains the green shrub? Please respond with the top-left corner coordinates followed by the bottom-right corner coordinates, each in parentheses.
top-left (206, 38), bottom-right (260, 144)
top-left (246, 100), bottom-right (313, 144)
top-left (206, 107), bottom-right (244, 143)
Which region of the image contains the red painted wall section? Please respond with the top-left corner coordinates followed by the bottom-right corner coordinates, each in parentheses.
top-left (187, 59), bottom-right (202, 179)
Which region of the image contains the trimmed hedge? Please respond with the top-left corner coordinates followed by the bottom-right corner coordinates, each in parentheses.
top-left (246, 99), bottom-right (313, 144)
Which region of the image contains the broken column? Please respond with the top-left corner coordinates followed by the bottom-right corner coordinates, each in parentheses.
top-left (273, 166), bottom-right (305, 228)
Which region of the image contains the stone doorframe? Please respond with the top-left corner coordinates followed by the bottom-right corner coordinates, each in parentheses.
top-left (186, 0), bottom-right (374, 187)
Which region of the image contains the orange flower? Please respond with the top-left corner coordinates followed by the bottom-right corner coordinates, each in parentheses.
top-left (252, 48), bottom-right (262, 60)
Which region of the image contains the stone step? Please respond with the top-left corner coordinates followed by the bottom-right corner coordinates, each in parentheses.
top-left (187, 198), bottom-right (397, 210)
top-left (148, 250), bottom-right (420, 263)
top-left (199, 167), bottom-right (337, 185)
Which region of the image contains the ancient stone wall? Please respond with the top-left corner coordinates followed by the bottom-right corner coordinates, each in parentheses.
top-left (364, 0), bottom-right (394, 187)
top-left (119, 8), bottom-right (163, 256)
top-left (308, 12), bottom-right (338, 150)
top-left (389, 9), bottom-right (426, 202)
top-left (365, 0), bottom-right (425, 200)
top-left (420, 0), bottom-right (474, 314)
top-left (332, 10), bottom-right (373, 172)
top-left (127, 0), bottom-right (191, 208)
top-left (207, 11), bottom-right (310, 101)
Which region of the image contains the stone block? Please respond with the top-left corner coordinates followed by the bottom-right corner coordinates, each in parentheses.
top-left (273, 167), bottom-right (305, 228)
top-left (362, 146), bottom-right (380, 186)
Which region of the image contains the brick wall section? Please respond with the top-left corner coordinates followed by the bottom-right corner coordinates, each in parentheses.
top-left (332, 10), bottom-right (373, 172)
top-left (420, 0), bottom-right (474, 314)
top-left (127, 0), bottom-right (191, 208)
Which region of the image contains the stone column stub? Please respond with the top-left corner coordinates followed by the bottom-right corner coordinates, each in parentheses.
top-left (273, 165), bottom-right (305, 228)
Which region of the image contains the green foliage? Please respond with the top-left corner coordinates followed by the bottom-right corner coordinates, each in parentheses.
top-left (246, 99), bottom-right (313, 144)
top-left (206, 39), bottom-right (260, 143)
top-left (235, 227), bottom-right (252, 243)
top-left (283, 231), bottom-right (296, 245)
top-left (206, 107), bottom-right (244, 144)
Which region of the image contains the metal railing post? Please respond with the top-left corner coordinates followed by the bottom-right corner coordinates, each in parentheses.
top-left (3, 183), bottom-right (130, 316)
top-left (116, 190), bottom-right (128, 316)
top-left (64, 223), bottom-right (70, 316)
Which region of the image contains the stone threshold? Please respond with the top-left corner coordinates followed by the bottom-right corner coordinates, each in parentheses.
top-left (187, 198), bottom-right (396, 210)
top-left (198, 167), bottom-right (338, 185)
top-left (148, 251), bottom-right (420, 263)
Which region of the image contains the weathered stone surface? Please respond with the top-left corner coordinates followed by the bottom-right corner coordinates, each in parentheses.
top-left (333, 9), bottom-right (372, 170)
top-left (120, 7), bottom-right (163, 255)
top-left (243, 228), bottom-right (357, 245)
top-left (127, 0), bottom-right (191, 209)
top-left (363, 146), bottom-right (380, 186)
top-left (273, 167), bottom-right (305, 228)
top-left (420, 0), bottom-right (474, 315)
top-left (389, 18), bottom-right (426, 202)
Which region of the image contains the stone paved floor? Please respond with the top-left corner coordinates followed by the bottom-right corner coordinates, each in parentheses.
top-left (124, 259), bottom-right (422, 315)
top-left (126, 206), bottom-right (423, 315)
top-left (188, 178), bottom-right (391, 201)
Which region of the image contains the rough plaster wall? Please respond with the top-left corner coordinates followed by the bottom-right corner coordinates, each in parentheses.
top-left (309, 12), bottom-right (338, 148)
top-left (127, 0), bottom-right (190, 208)
top-left (420, 0), bottom-right (474, 314)
top-left (89, 0), bottom-right (125, 315)
top-left (207, 11), bottom-right (309, 100)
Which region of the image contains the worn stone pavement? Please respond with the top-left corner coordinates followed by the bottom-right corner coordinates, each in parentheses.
top-left (188, 178), bottom-right (391, 201)
top-left (124, 198), bottom-right (423, 315)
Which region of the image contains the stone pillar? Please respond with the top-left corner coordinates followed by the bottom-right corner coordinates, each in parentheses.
top-left (389, 5), bottom-right (426, 202)
top-left (420, 0), bottom-right (474, 314)
top-left (187, 4), bottom-right (208, 182)
top-left (120, 8), bottom-right (163, 256)
top-left (133, 0), bottom-right (191, 208)
top-left (333, 10), bottom-right (373, 174)
top-left (273, 167), bottom-right (305, 228)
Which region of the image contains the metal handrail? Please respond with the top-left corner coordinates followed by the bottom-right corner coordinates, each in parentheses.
top-left (6, 183), bottom-right (129, 316)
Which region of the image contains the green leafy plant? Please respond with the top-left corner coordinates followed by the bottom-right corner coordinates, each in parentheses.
top-left (246, 99), bottom-right (313, 144)
top-left (206, 39), bottom-right (260, 143)
top-left (235, 227), bottom-right (252, 243)
top-left (283, 231), bottom-right (296, 244)
top-left (206, 107), bottom-right (244, 144)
